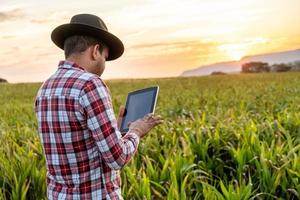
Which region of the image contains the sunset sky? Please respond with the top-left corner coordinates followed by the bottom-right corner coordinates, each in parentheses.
top-left (0, 0), bottom-right (300, 83)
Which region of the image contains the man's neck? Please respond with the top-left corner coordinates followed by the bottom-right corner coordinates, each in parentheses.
top-left (66, 56), bottom-right (88, 70)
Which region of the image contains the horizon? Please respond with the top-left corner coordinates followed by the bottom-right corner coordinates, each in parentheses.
top-left (0, 0), bottom-right (300, 83)
top-left (1, 47), bottom-right (300, 83)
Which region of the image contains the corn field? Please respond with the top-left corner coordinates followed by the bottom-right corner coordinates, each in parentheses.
top-left (0, 72), bottom-right (300, 199)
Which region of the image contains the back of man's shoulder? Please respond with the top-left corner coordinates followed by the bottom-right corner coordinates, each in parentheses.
top-left (37, 69), bottom-right (106, 98)
top-left (78, 71), bottom-right (107, 88)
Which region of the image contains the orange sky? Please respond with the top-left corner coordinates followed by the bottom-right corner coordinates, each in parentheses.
top-left (0, 0), bottom-right (300, 83)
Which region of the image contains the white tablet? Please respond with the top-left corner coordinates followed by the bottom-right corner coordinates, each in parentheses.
top-left (120, 86), bottom-right (159, 133)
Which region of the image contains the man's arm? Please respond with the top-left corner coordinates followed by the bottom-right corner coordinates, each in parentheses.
top-left (79, 77), bottom-right (140, 170)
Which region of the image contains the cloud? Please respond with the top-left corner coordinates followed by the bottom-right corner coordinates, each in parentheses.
top-left (30, 12), bottom-right (69, 24)
top-left (30, 19), bottom-right (51, 24)
top-left (1, 35), bottom-right (16, 39)
top-left (0, 8), bottom-right (25, 23)
top-left (128, 40), bottom-right (218, 59)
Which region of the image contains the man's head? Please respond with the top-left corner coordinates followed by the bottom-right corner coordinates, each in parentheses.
top-left (51, 14), bottom-right (124, 75)
top-left (64, 35), bottom-right (109, 76)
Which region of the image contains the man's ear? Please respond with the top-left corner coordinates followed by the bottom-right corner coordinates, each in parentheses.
top-left (91, 44), bottom-right (100, 60)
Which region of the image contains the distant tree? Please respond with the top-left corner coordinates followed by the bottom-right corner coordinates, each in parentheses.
top-left (211, 71), bottom-right (227, 75)
top-left (271, 63), bottom-right (291, 72)
top-left (290, 61), bottom-right (300, 71)
top-left (241, 62), bottom-right (270, 73)
top-left (0, 78), bottom-right (8, 83)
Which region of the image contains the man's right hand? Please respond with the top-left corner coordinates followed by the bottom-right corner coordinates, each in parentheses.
top-left (128, 113), bottom-right (163, 138)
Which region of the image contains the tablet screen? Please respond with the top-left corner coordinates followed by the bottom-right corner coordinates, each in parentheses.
top-left (120, 86), bottom-right (159, 133)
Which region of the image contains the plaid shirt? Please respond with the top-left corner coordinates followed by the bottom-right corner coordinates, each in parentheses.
top-left (35, 60), bottom-right (140, 199)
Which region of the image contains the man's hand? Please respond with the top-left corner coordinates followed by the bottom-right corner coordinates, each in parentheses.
top-left (128, 113), bottom-right (163, 138)
top-left (117, 105), bottom-right (125, 130)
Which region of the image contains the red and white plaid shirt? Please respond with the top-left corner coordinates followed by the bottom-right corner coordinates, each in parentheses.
top-left (35, 60), bottom-right (140, 199)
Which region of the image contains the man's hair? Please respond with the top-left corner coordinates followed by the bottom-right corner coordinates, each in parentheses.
top-left (63, 35), bottom-right (106, 58)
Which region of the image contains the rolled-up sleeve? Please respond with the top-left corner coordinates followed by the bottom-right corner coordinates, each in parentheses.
top-left (79, 77), bottom-right (140, 170)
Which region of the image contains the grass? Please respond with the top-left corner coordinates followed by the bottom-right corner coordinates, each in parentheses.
top-left (0, 72), bottom-right (300, 199)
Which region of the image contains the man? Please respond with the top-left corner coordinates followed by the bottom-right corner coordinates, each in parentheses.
top-left (35, 14), bottom-right (163, 199)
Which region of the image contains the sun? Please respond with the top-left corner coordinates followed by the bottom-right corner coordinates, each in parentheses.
top-left (227, 51), bottom-right (245, 61)
top-left (218, 44), bottom-right (247, 61)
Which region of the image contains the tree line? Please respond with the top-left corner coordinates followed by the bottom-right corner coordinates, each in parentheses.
top-left (241, 61), bottom-right (300, 73)
top-left (0, 78), bottom-right (8, 83)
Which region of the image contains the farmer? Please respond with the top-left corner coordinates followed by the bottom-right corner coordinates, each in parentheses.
top-left (34, 14), bottom-right (163, 199)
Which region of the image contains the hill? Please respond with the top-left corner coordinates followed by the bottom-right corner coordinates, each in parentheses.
top-left (181, 48), bottom-right (300, 76)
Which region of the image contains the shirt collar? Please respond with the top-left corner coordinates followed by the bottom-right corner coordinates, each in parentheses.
top-left (58, 60), bottom-right (86, 71)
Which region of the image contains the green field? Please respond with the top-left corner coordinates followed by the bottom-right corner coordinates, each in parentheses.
top-left (1, 72), bottom-right (300, 199)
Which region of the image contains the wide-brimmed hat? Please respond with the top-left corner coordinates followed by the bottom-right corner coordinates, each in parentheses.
top-left (51, 14), bottom-right (124, 61)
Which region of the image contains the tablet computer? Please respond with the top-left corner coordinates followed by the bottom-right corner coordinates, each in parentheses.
top-left (120, 86), bottom-right (159, 134)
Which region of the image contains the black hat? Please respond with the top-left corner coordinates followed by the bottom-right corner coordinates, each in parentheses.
top-left (51, 14), bottom-right (124, 61)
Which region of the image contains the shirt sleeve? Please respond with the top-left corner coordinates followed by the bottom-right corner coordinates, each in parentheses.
top-left (79, 77), bottom-right (140, 170)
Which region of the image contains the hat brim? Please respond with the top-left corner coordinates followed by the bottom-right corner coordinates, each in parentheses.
top-left (51, 23), bottom-right (124, 61)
